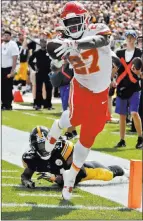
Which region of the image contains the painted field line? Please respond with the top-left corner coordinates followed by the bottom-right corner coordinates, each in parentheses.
top-left (2, 184), bottom-right (24, 187)
top-left (2, 176), bottom-right (37, 180)
top-left (2, 184), bottom-right (59, 189)
top-left (18, 193), bottom-right (82, 198)
top-left (46, 116), bottom-right (57, 120)
top-left (78, 180), bottom-right (129, 188)
top-left (111, 132), bottom-right (135, 137)
top-left (23, 112), bottom-right (37, 116)
top-left (2, 203), bottom-right (128, 211)
top-left (2, 170), bottom-right (19, 172)
top-left (22, 112), bottom-right (57, 121)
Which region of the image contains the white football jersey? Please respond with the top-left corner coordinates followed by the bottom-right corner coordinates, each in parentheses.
top-left (68, 23), bottom-right (112, 93)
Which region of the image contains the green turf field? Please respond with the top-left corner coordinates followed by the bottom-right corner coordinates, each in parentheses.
top-left (1, 104), bottom-right (142, 220)
top-left (2, 160), bottom-right (142, 220)
top-left (2, 104), bottom-right (142, 160)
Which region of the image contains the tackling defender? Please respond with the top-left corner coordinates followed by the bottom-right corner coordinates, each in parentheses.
top-left (45, 1), bottom-right (114, 200)
top-left (21, 126), bottom-right (124, 188)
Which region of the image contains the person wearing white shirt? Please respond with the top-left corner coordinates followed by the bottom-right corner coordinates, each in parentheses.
top-left (1, 31), bottom-right (19, 110)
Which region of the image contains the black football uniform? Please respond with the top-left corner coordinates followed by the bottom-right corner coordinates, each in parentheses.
top-left (21, 138), bottom-right (124, 187)
top-left (22, 139), bottom-right (73, 175)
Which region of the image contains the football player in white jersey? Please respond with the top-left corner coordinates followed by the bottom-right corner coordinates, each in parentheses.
top-left (45, 1), bottom-right (112, 200)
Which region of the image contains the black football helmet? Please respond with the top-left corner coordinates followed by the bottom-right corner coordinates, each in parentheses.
top-left (29, 126), bottom-right (50, 160)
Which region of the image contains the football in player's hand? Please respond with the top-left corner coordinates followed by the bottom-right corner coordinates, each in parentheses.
top-left (132, 57), bottom-right (142, 70)
top-left (47, 41), bottom-right (63, 60)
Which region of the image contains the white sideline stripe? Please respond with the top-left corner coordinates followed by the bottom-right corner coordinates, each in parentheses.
top-left (18, 193), bottom-right (82, 198)
top-left (2, 203), bottom-right (126, 211)
top-left (2, 170), bottom-right (19, 172)
top-left (2, 176), bottom-right (37, 180)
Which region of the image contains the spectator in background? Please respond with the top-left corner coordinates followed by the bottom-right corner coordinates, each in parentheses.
top-left (14, 33), bottom-right (29, 94)
top-left (131, 36), bottom-right (143, 132)
top-left (114, 30), bottom-right (143, 149)
top-left (49, 60), bottom-right (78, 140)
top-left (1, 30), bottom-right (19, 110)
top-left (1, 1), bottom-right (142, 42)
top-left (50, 61), bottom-right (73, 112)
top-left (29, 38), bottom-right (53, 110)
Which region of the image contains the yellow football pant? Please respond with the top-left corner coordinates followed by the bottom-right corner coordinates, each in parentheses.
top-left (15, 62), bottom-right (28, 81)
top-left (81, 167), bottom-right (113, 182)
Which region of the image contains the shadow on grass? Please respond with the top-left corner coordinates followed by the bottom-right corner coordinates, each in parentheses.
top-left (13, 183), bottom-right (62, 193)
top-left (2, 201), bottom-right (75, 220)
top-left (16, 102), bottom-right (33, 106)
top-left (78, 180), bottom-right (129, 188)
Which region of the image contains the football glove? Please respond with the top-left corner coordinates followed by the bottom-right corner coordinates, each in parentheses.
top-left (21, 178), bottom-right (35, 188)
top-left (37, 172), bottom-right (56, 183)
top-left (54, 39), bottom-right (78, 57)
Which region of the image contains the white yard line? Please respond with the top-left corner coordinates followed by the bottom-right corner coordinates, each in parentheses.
top-left (22, 112), bottom-right (37, 117)
top-left (2, 184), bottom-right (24, 187)
top-left (2, 176), bottom-right (20, 179)
top-left (46, 117), bottom-right (57, 120)
top-left (13, 110), bottom-right (58, 121)
top-left (2, 184), bottom-right (58, 188)
top-left (2, 176), bottom-right (37, 180)
top-left (111, 132), bottom-right (135, 137)
top-left (18, 193), bottom-right (82, 198)
top-left (2, 203), bottom-right (127, 211)
top-left (2, 170), bottom-right (19, 172)
top-left (22, 111), bottom-right (57, 121)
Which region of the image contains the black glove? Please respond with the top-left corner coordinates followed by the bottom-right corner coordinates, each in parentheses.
top-left (21, 178), bottom-right (35, 188)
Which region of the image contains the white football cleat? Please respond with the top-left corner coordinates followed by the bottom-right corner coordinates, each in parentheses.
top-left (62, 186), bottom-right (73, 201)
top-left (123, 168), bottom-right (130, 179)
top-left (62, 170), bottom-right (75, 200)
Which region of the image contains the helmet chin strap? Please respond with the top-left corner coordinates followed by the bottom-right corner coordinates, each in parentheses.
top-left (69, 30), bottom-right (83, 39)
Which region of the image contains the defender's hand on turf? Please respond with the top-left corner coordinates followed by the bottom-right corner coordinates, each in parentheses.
top-left (37, 172), bottom-right (56, 183)
top-left (21, 179), bottom-right (35, 188)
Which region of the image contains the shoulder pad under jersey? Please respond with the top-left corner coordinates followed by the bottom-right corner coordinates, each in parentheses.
top-left (88, 23), bottom-right (112, 36)
top-left (22, 150), bottom-right (38, 160)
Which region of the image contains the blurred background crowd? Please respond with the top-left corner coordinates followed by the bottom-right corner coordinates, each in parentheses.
top-left (2, 0), bottom-right (142, 48)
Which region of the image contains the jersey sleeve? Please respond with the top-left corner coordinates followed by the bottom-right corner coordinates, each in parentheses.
top-left (61, 140), bottom-right (74, 161)
top-left (89, 23), bottom-right (112, 36)
top-left (54, 139), bottom-right (74, 161)
top-left (22, 150), bottom-right (39, 171)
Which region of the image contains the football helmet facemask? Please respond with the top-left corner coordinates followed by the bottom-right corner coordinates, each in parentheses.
top-left (29, 126), bottom-right (50, 160)
top-left (60, 1), bottom-right (90, 39)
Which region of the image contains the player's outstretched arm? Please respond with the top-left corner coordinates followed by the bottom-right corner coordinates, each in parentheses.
top-left (54, 35), bottom-right (110, 57)
top-left (76, 35), bottom-right (110, 50)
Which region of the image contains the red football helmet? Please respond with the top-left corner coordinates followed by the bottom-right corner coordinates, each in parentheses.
top-left (60, 1), bottom-right (90, 39)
